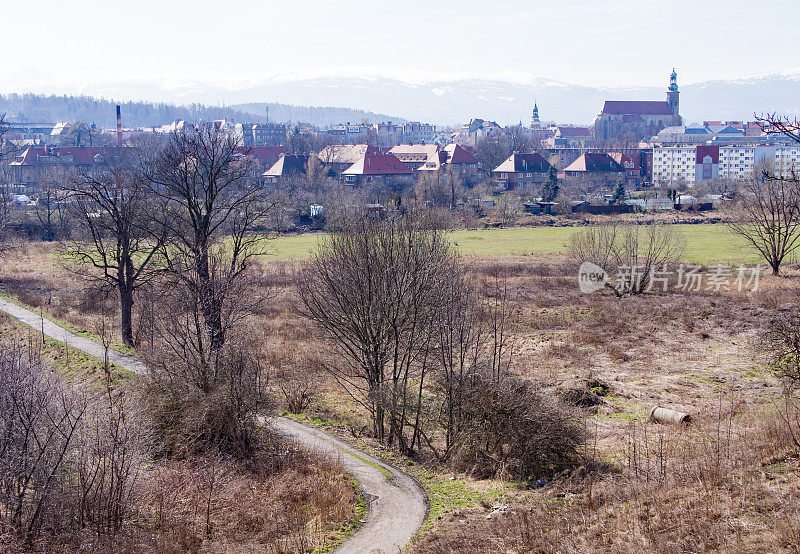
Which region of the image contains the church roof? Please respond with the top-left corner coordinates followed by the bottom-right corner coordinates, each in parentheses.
top-left (601, 101), bottom-right (674, 116)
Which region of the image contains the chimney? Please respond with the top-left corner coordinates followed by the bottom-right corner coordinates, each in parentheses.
top-left (116, 105), bottom-right (123, 146)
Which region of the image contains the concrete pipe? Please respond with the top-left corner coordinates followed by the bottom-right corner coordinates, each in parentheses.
top-left (649, 406), bottom-right (691, 425)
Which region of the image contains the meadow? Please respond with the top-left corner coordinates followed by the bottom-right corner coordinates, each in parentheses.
top-left (266, 223), bottom-right (762, 265)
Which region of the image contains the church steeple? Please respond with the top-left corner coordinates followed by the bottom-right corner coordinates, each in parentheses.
top-left (531, 101), bottom-right (540, 128)
top-left (667, 68), bottom-right (680, 120)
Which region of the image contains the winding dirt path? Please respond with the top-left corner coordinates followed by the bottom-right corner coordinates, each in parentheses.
top-left (0, 297), bottom-right (427, 553)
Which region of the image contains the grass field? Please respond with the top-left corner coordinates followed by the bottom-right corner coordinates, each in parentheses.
top-left (265, 224), bottom-right (764, 265)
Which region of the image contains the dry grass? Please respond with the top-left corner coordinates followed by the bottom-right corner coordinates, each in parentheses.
top-left (5, 240), bottom-right (800, 551)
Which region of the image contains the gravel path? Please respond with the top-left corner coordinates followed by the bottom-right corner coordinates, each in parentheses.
top-left (0, 297), bottom-right (427, 553)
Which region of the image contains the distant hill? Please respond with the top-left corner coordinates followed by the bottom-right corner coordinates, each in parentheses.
top-left (68, 70), bottom-right (800, 126)
top-left (0, 94), bottom-right (406, 129)
top-left (231, 103), bottom-right (407, 127)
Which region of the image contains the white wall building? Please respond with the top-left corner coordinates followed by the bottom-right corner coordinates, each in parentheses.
top-left (653, 145), bottom-right (800, 185)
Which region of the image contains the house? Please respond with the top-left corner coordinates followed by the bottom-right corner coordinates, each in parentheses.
top-left (421, 144), bottom-right (484, 184)
top-left (10, 145), bottom-right (123, 187)
top-left (544, 126), bottom-right (593, 148)
top-left (492, 153), bottom-right (553, 190)
top-left (318, 144), bottom-right (376, 177)
top-left (341, 152), bottom-right (414, 189)
top-left (607, 152), bottom-right (643, 188)
top-left (389, 144), bottom-right (441, 171)
top-left (563, 153), bottom-right (625, 190)
top-left (263, 154), bottom-right (309, 188)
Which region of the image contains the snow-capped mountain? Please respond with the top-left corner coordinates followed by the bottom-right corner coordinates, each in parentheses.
top-left (3, 69), bottom-right (799, 127)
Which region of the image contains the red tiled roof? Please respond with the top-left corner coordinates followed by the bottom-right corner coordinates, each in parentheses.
top-left (343, 152), bottom-right (413, 175)
top-left (443, 144), bottom-right (478, 164)
top-left (607, 152), bottom-right (641, 170)
top-left (240, 146), bottom-right (288, 167)
top-left (493, 153), bottom-right (551, 174)
top-left (695, 145), bottom-right (719, 164)
top-left (564, 153), bottom-right (625, 173)
top-left (601, 101), bottom-right (674, 116)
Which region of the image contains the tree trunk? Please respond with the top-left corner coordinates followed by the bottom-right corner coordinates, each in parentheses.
top-left (120, 285), bottom-right (135, 347)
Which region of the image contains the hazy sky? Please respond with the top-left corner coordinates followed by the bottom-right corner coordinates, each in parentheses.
top-left (3, 0), bottom-right (798, 91)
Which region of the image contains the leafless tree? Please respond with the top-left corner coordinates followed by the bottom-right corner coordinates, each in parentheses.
top-left (66, 149), bottom-right (166, 346)
top-left (0, 341), bottom-right (87, 545)
top-left (756, 113), bottom-right (800, 143)
top-left (762, 313), bottom-right (800, 387)
top-left (570, 223), bottom-right (684, 294)
top-left (297, 214), bottom-right (458, 452)
top-left (728, 170), bottom-right (800, 275)
top-left (146, 125), bottom-right (274, 350)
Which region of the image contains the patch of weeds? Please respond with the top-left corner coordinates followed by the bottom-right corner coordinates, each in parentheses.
top-left (313, 475), bottom-right (366, 554)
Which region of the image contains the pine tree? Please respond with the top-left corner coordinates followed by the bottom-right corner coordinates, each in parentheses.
top-left (540, 166), bottom-right (560, 202)
top-left (611, 180), bottom-right (626, 204)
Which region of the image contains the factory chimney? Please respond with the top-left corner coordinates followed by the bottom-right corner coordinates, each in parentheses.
top-left (116, 105), bottom-right (123, 146)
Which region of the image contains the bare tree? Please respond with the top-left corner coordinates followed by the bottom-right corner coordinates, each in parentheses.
top-left (297, 214), bottom-right (458, 451)
top-left (728, 170), bottom-right (800, 275)
top-left (0, 342), bottom-right (87, 544)
top-left (570, 223), bottom-right (684, 294)
top-left (146, 126), bottom-right (274, 350)
top-left (66, 149), bottom-right (165, 346)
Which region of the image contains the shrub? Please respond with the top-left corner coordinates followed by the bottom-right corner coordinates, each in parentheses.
top-left (449, 375), bottom-right (586, 480)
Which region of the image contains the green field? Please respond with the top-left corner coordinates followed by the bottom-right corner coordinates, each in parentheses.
top-left (265, 224), bottom-right (763, 266)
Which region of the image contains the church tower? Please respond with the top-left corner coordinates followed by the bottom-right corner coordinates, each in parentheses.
top-left (667, 68), bottom-right (680, 122)
top-left (530, 101), bottom-right (540, 129)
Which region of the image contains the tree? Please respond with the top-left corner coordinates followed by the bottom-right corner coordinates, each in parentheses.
top-left (569, 223), bottom-right (684, 294)
top-left (66, 149), bottom-right (165, 346)
top-left (728, 170), bottom-right (800, 275)
top-left (610, 180), bottom-right (626, 204)
top-left (146, 125), bottom-right (274, 350)
top-left (540, 166), bottom-right (560, 202)
top-left (297, 214), bottom-right (458, 451)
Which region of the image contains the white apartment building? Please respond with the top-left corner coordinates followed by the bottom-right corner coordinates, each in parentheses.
top-left (653, 146), bottom-right (696, 184)
top-left (653, 145), bottom-right (800, 185)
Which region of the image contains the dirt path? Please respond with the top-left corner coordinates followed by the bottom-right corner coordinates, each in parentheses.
top-left (0, 297), bottom-right (427, 553)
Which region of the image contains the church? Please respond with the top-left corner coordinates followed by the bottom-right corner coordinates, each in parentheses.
top-left (594, 70), bottom-right (682, 142)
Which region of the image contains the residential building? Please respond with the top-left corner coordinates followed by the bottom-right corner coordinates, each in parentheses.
top-left (341, 152), bottom-right (414, 189)
top-left (318, 144), bottom-right (376, 176)
top-left (608, 151), bottom-right (643, 188)
top-left (389, 144), bottom-right (441, 171)
top-left (653, 144), bottom-right (800, 185)
top-left (402, 122), bottom-right (436, 144)
top-left (417, 144), bottom-right (484, 185)
top-left (492, 152), bottom-right (553, 190)
top-left (544, 126), bottom-right (594, 149)
top-left (563, 153), bottom-right (626, 190)
top-left (10, 145), bottom-right (123, 187)
top-left (251, 122), bottom-right (287, 146)
top-left (262, 154), bottom-right (309, 188)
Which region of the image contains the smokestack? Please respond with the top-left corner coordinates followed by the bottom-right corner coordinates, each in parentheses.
top-left (116, 105), bottom-right (122, 146)
top-left (265, 106), bottom-right (269, 123)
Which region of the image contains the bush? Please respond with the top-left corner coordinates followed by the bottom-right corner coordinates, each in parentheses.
top-left (449, 375), bottom-right (586, 480)
top-left (145, 336), bottom-right (271, 460)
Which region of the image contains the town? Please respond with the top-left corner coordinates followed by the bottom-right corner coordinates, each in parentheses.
top-left (2, 1), bottom-right (800, 552)
top-left (4, 69), bottom-right (798, 233)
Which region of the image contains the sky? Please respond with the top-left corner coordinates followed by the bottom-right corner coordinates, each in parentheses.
top-left (2, 0), bottom-right (799, 93)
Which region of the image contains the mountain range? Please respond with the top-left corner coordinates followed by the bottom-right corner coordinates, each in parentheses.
top-left (2, 70), bottom-right (798, 128)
